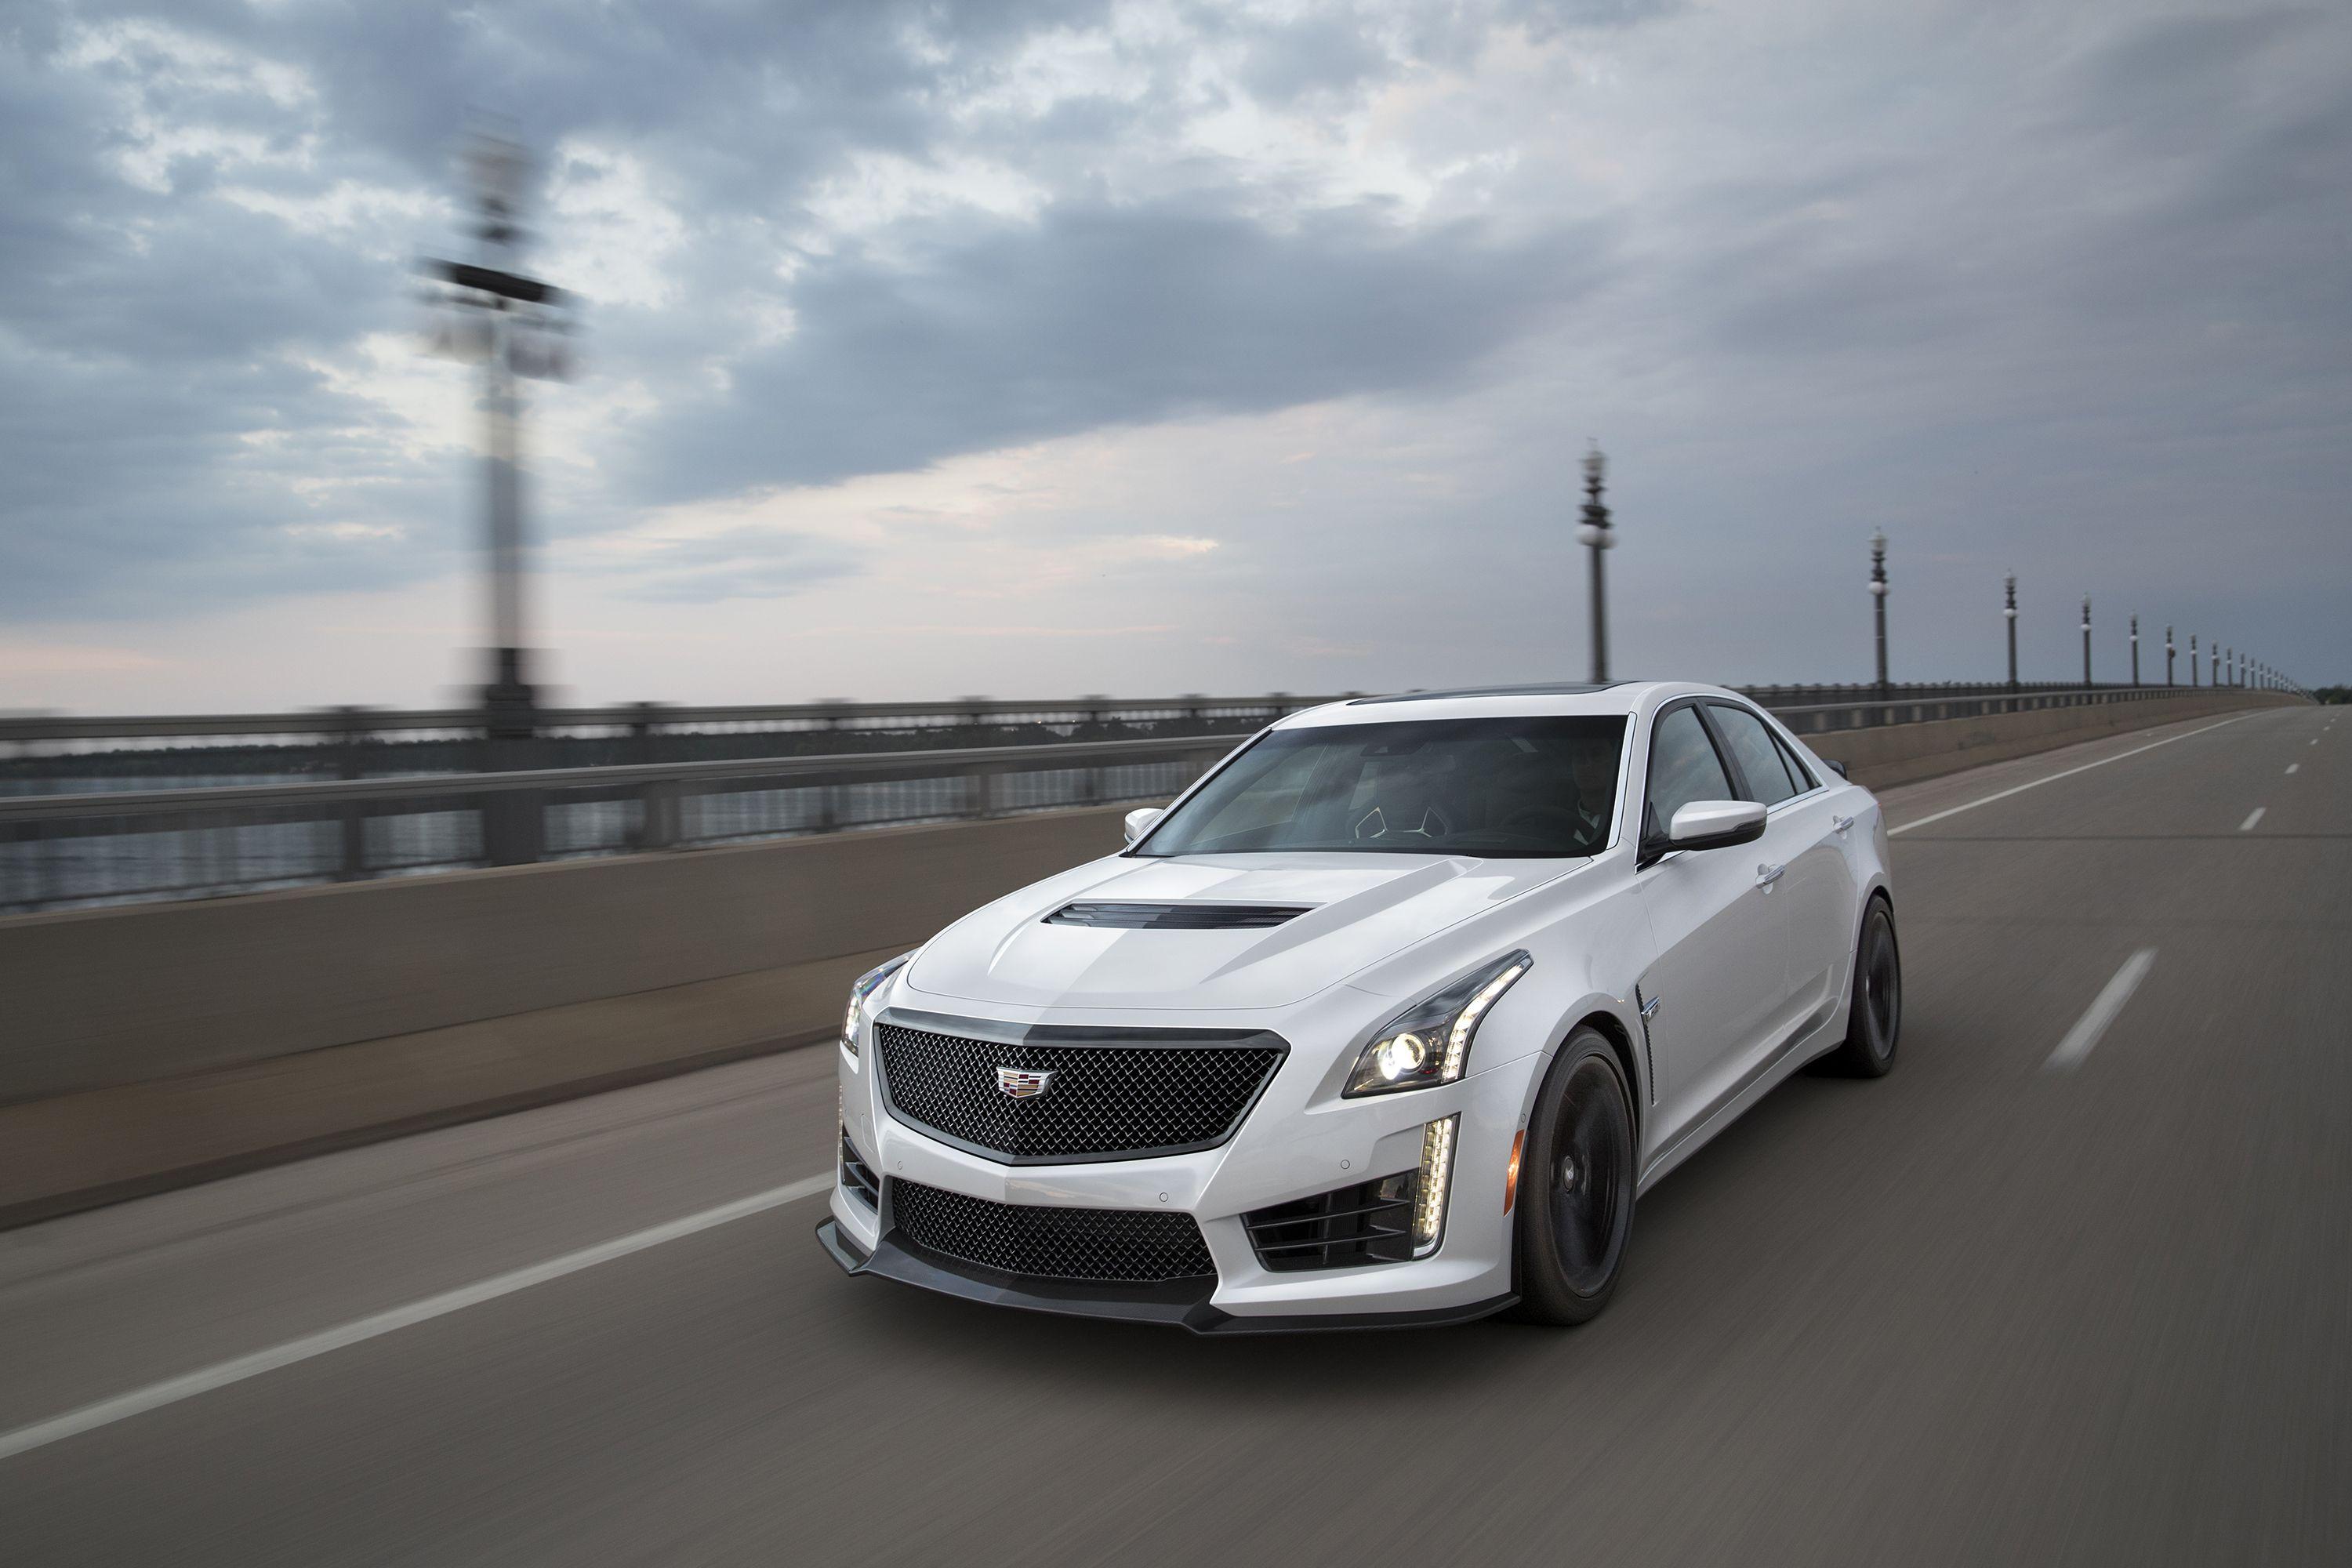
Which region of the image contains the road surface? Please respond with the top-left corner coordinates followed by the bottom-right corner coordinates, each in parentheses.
top-left (2, 705), bottom-right (2345, 1565)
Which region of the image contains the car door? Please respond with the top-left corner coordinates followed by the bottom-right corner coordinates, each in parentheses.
top-left (1750, 710), bottom-right (1853, 1020)
top-left (1632, 702), bottom-right (1790, 1162)
top-left (1705, 700), bottom-right (1856, 1025)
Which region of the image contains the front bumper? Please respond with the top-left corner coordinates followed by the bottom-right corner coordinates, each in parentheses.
top-left (815, 1215), bottom-right (1515, 1334)
top-left (826, 1002), bottom-right (1548, 1330)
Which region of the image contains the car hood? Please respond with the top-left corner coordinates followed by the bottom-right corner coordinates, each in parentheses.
top-left (902, 851), bottom-right (1572, 1012)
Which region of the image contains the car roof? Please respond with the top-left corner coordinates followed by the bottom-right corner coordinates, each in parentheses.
top-left (1277, 679), bottom-right (1723, 729)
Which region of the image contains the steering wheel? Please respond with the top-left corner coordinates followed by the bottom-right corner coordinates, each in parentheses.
top-left (1354, 801), bottom-right (1455, 840)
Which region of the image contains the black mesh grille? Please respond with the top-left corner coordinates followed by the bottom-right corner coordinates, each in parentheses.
top-left (876, 1022), bottom-right (1283, 1163)
top-left (1045, 902), bottom-right (1313, 929)
top-left (890, 1179), bottom-right (1214, 1283)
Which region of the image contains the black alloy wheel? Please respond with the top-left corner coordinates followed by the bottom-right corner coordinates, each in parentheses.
top-left (1509, 1029), bottom-right (1637, 1326)
top-left (1827, 898), bottom-right (1901, 1077)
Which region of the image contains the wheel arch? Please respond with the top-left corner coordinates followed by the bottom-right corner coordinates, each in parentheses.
top-left (1566, 1008), bottom-right (1644, 1138)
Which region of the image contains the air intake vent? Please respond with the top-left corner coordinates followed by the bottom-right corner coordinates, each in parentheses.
top-left (1045, 902), bottom-right (1313, 930)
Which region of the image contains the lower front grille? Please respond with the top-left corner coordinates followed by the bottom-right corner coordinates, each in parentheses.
top-left (890, 1178), bottom-right (1214, 1283)
top-left (1243, 1172), bottom-right (1417, 1272)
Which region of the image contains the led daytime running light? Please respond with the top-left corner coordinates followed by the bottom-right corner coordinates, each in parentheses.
top-left (1414, 1115), bottom-right (1459, 1255)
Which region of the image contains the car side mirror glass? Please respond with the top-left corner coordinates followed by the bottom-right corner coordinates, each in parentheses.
top-left (1667, 799), bottom-right (1767, 851)
top-left (1823, 758), bottom-right (1849, 779)
top-left (1123, 807), bottom-right (1163, 847)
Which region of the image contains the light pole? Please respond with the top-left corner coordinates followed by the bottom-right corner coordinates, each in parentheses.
top-left (2129, 614), bottom-right (2140, 686)
top-left (421, 133), bottom-right (575, 864)
top-left (1870, 529), bottom-right (1889, 699)
top-left (2190, 634), bottom-right (2200, 686)
top-left (2004, 574), bottom-right (2019, 691)
top-left (1576, 443), bottom-right (1613, 683)
top-left (2081, 594), bottom-right (2092, 686)
top-left (2165, 625), bottom-right (2176, 685)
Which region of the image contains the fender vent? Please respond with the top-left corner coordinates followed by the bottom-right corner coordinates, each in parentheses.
top-left (1045, 902), bottom-right (1313, 930)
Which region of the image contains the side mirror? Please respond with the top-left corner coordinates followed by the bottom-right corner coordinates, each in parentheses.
top-left (1123, 807), bottom-right (1163, 847)
top-left (1666, 800), bottom-right (1767, 851)
top-left (1822, 758), bottom-right (1849, 780)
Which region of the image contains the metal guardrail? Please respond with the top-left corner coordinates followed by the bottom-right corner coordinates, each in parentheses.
top-left (0, 694), bottom-right (1339, 748)
top-left (0, 683), bottom-right (2267, 913)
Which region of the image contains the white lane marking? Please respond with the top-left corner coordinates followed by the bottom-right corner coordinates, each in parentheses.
top-left (2285, 764), bottom-right (2299, 775)
top-left (2238, 808), bottom-right (2265, 832)
top-left (2046, 949), bottom-right (2158, 1073)
top-left (0, 1172), bottom-right (834, 1464)
top-left (1889, 714), bottom-right (2257, 837)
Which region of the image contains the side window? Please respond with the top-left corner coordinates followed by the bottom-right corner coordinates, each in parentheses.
top-left (1772, 729), bottom-right (1819, 793)
top-left (1645, 706), bottom-right (1735, 835)
top-left (1708, 703), bottom-right (1799, 808)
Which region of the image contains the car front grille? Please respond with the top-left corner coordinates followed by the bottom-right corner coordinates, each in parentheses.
top-left (874, 1020), bottom-right (1284, 1163)
top-left (889, 1178), bottom-right (1215, 1283)
top-left (1242, 1172), bottom-right (1418, 1272)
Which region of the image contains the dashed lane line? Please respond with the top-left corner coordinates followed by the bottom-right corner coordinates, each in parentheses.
top-left (2045, 949), bottom-right (2159, 1073)
top-left (1889, 714), bottom-right (2259, 837)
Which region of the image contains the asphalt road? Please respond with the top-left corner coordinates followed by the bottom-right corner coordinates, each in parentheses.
top-left (2, 704), bottom-right (2345, 1566)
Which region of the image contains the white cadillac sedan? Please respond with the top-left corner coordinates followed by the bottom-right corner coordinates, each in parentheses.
top-left (818, 681), bottom-right (1900, 1331)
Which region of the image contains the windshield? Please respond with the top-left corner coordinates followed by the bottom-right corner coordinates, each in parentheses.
top-left (1137, 716), bottom-right (1628, 858)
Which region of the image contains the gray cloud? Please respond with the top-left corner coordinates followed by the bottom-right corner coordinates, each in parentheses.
top-left (630, 198), bottom-right (1605, 503)
top-left (1, 0), bottom-right (2347, 695)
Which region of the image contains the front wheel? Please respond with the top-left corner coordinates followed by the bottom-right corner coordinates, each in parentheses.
top-left (1825, 897), bottom-right (1900, 1076)
top-left (1508, 1029), bottom-right (1637, 1326)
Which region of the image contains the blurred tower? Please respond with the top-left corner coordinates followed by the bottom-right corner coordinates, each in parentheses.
top-left (2003, 575), bottom-right (2018, 691)
top-left (1576, 444), bottom-right (1613, 683)
top-left (2129, 615), bottom-right (2140, 686)
top-left (2165, 626), bottom-right (2175, 685)
top-left (2080, 595), bottom-right (2092, 686)
top-left (1870, 530), bottom-right (1889, 698)
top-left (421, 132), bottom-right (575, 863)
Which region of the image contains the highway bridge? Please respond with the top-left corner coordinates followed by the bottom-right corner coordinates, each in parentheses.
top-left (1, 699), bottom-right (2343, 1564)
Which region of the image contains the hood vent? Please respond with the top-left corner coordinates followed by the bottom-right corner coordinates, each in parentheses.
top-left (1046, 902), bottom-right (1315, 931)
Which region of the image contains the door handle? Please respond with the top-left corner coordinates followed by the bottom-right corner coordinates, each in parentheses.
top-left (1831, 814), bottom-right (1855, 837)
top-left (1755, 862), bottom-right (1785, 891)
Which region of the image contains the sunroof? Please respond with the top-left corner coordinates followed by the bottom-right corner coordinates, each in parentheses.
top-left (1348, 680), bottom-right (1630, 706)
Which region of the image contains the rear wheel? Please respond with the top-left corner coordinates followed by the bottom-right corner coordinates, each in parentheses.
top-left (1825, 897), bottom-right (1900, 1076)
top-left (1508, 1029), bottom-right (1637, 1326)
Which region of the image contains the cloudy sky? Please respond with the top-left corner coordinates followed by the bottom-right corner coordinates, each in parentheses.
top-left (2, 0), bottom-right (2346, 713)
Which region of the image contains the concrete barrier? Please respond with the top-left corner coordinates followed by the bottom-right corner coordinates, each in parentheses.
top-left (0, 689), bottom-right (2295, 1227)
top-left (0, 804), bottom-right (1135, 1107)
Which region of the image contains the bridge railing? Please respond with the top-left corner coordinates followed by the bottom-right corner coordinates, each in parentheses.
top-left (0, 683), bottom-right (2259, 911)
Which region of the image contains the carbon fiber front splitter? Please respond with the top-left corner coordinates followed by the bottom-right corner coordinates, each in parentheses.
top-left (816, 1217), bottom-right (1514, 1335)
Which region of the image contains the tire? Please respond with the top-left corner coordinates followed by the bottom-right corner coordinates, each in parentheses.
top-left (1507, 1028), bottom-right (1638, 1326)
top-left (1824, 896), bottom-right (1900, 1077)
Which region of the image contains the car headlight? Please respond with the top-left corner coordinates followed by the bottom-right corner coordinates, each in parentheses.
top-left (841, 952), bottom-right (915, 1062)
top-left (1345, 951), bottom-right (1532, 1096)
